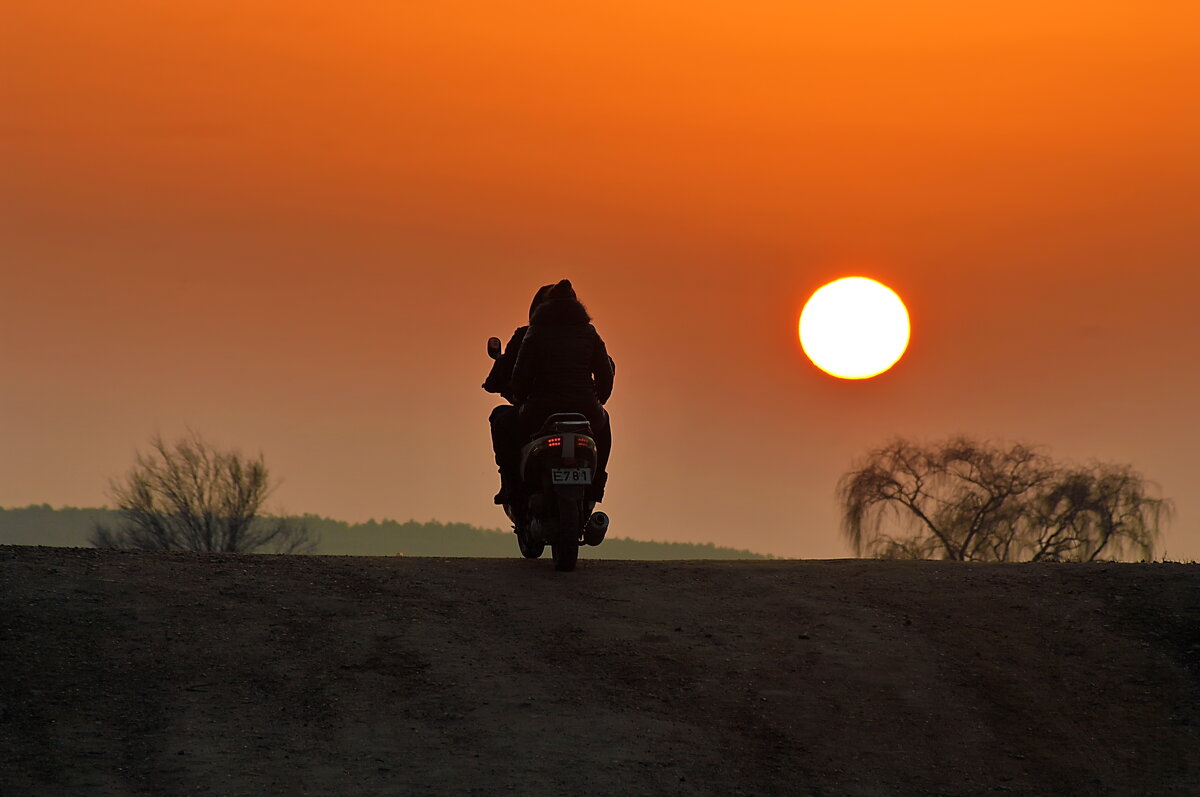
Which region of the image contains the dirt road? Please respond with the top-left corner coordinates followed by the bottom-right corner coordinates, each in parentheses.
top-left (2, 546), bottom-right (1198, 795)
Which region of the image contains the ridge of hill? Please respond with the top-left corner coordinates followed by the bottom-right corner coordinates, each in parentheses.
top-left (2, 546), bottom-right (1197, 795)
top-left (0, 505), bottom-right (767, 560)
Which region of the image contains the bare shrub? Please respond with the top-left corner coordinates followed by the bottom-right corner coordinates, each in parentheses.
top-left (92, 433), bottom-right (316, 554)
top-left (838, 437), bottom-right (1170, 562)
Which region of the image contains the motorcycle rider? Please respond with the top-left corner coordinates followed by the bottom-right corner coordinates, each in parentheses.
top-left (511, 279), bottom-right (614, 502)
top-left (483, 284), bottom-right (555, 504)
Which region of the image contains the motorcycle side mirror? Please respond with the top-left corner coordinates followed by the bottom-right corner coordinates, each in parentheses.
top-left (486, 336), bottom-right (502, 360)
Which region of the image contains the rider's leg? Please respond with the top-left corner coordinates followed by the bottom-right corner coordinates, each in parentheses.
top-left (489, 405), bottom-right (521, 504)
top-left (588, 407), bottom-right (611, 502)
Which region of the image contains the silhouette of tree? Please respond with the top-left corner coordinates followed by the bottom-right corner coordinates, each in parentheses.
top-left (838, 437), bottom-right (1169, 562)
top-left (92, 433), bottom-right (315, 554)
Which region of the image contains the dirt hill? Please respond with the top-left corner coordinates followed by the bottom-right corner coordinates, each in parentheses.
top-left (2, 545), bottom-right (1198, 796)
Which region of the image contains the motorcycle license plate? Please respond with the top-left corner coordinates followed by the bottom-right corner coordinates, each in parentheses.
top-left (552, 468), bottom-right (593, 485)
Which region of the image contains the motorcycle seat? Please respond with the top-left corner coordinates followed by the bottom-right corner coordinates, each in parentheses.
top-left (537, 413), bottom-right (593, 437)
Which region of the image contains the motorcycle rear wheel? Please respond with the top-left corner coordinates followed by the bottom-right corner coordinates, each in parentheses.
top-left (551, 500), bottom-right (581, 572)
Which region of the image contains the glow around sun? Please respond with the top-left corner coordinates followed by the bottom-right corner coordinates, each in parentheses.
top-left (799, 277), bottom-right (910, 379)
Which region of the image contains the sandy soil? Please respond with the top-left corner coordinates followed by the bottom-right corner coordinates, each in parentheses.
top-left (1, 545), bottom-right (1198, 796)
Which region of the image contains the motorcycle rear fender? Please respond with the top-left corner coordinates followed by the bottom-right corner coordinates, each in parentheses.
top-left (519, 434), bottom-right (598, 482)
top-left (553, 484), bottom-right (587, 502)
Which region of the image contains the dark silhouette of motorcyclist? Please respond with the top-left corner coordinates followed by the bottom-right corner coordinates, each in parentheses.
top-left (511, 279), bottom-right (614, 502)
top-left (483, 284), bottom-right (554, 504)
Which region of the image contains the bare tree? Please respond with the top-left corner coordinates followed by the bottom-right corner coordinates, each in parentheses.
top-left (92, 433), bottom-right (317, 554)
top-left (838, 437), bottom-right (1170, 562)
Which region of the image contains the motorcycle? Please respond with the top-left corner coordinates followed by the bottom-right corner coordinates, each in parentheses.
top-left (487, 336), bottom-right (609, 571)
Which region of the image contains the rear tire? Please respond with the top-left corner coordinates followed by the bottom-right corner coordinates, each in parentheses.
top-left (552, 540), bottom-right (578, 571)
top-left (551, 499), bottom-right (582, 572)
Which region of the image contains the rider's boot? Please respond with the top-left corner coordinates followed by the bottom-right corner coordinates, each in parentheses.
top-left (494, 466), bottom-right (520, 505)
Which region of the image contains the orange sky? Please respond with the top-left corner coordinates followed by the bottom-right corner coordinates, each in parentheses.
top-left (4, 2), bottom-right (1199, 557)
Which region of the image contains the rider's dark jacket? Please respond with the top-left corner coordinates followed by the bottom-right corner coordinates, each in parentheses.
top-left (511, 296), bottom-right (614, 410)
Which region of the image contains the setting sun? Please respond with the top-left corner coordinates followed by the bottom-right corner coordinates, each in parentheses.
top-left (799, 277), bottom-right (910, 379)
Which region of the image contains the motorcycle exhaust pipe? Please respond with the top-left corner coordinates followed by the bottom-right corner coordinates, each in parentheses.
top-left (584, 511), bottom-right (609, 546)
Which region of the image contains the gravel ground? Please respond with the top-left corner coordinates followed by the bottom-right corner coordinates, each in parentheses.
top-left (2, 545), bottom-right (1198, 796)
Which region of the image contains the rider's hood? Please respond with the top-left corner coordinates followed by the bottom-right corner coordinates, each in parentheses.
top-left (530, 296), bottom-right (592, 326)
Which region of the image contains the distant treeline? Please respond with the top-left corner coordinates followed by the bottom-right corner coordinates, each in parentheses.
top-left (0, 505), bottom-right (768, 560)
